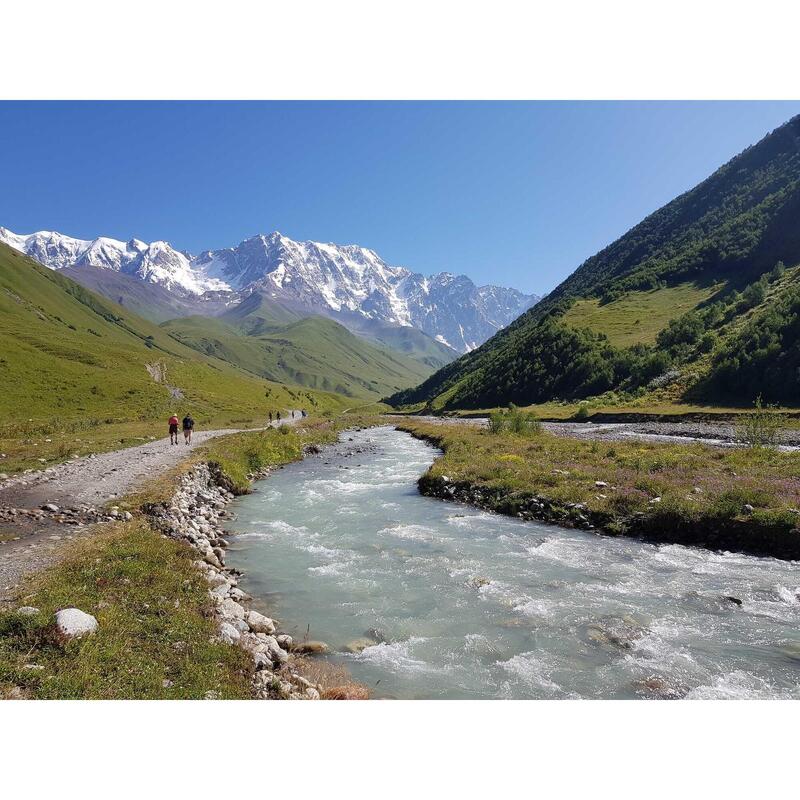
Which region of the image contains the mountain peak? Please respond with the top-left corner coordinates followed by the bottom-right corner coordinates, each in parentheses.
top-left (1, 224), bottom-right (537, 353)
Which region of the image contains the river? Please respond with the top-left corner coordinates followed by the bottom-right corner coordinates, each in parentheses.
top-left (225, 426), bottom-right (800, 699)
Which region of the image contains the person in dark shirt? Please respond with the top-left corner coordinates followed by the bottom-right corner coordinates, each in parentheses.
top-left (182, 414), bottom-right (195, 445)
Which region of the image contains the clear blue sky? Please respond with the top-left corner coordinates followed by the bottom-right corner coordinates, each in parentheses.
top-left (1, 101), bottom-right (799, 295)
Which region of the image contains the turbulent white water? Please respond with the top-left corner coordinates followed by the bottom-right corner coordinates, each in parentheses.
top-left (225, 427), bottom-right (800, 699)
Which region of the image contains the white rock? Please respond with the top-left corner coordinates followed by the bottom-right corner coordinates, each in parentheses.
top-left (217, 597), bottom-right (246, 620)
top-left (594, 481), bottom-right (608, 488)
top-left (17, 606), bottom-right (40, 616)
top-left (246, 610), bottom-right (276, 635)
top-left (42, 503), bottom-right (59, 512)
top-left (219, 621), bottom-right (241, 644)
top-left (55, 608), bottom-right (98, 639)
top-left (276, 634), bottom-right (293, 649)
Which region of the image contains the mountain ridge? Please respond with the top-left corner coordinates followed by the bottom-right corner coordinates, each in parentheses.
top-left (0, 227), bottom-right (538, 354)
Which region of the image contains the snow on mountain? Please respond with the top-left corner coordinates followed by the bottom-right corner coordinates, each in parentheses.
top-left (1, 226), bottom-right (537, 352)
top-left (195, 232), bottom-right (537, 351)
top-left (0, 227), bottom-right (229, 294)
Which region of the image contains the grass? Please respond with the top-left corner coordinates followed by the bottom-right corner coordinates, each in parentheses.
top-left (0, 520), bottom-right (252, 699)
top-left (560, 281), bottom-right (724, 347)
top-left (397, 419), bottom-right (800, 555)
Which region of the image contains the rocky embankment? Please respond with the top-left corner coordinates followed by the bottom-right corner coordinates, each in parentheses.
top-left (145, 460), bottom-right (324, 700)
top-left (418, 474), bottom-right (800, 560)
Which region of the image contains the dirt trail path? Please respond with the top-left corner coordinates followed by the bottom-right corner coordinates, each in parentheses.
top-left (0, 413), bottom-right (304, 601)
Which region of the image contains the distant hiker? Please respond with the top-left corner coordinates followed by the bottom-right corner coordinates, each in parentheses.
top-left (276, 411), bottom-right (282, 423)
top-left (291, 410), bottom-right (295, 419)
top-left (182, 413), bottom-right (195, 445)
top-left (268, 411), bottom-right (273, 424)
top-left (168, 413), bottom-right (179, 445)
top-left (301, 409), bottom-right (308, 417)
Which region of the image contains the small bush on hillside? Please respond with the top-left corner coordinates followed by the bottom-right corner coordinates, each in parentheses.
top-left (735, 395), bottom-right (782, 449)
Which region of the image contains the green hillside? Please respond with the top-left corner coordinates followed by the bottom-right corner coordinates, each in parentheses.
top-left (0, 242), bottom-right (348, 428)
top-left (162, 313), bottom-right (438, 398)
top-left (390, 114), bottom-right (800, 410)
top-left (221, 289), bottom-right (456, 370)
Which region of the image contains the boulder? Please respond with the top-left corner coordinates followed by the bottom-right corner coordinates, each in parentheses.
top-left (55, 608), bottom-right (98, 639)
top-left (218, 621), bottom-right (241, 645)
top-left (246, 610), bottom-right (276, 635)
top-left (217, 597), bottom-right (246, 621)
top-left (276, 634), bottom-right (293, 649)
top-left (291, 640), bottom-right (329, 655)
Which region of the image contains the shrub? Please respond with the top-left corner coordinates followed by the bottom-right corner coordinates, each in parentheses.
top-left (735, 395), bottom-right (782, 449)
top-left (488, 405), bottom-right (542, 436)
top-left (574, 402), bottom-right (591, 421)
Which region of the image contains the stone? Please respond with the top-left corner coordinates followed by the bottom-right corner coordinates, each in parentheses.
top-left (276, 634), bottom-right (293, 649)
top-left (219, 621), bottom-right (241, 644)
top-left (217, 597), bottom-right (246, 621)
top-left (743, 504), bottom-right (755, 514)
top-left (263, 635), bottom-right (290, 664)
top-left (55, 608), bottom-right (98, 639)
top-left (16, 606), bottom-right (40, 616)
top-left (345, 637), bottom-right (376, 654)
top-left (206, 572), bottom-right (228, 589)
top-left (305, 687), bottom-right (321, 700)
top-left (725, 596), bottom-right (743, 606)
top-left (42, 503), bottom-right (59, 512)
top-left (594, 481), bottom-right (608, 488)
top-left (291, 640), bottom-right (329, 655)
top-left (246, 610), bottom-right (276, 635)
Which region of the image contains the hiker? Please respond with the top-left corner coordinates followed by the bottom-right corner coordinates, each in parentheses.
top-left (301, 409), bottom-right (307, 417)
top-left (276, 410), bottom-right (282, 423)
top-left (182, 413), bottom-right (195, 445)
top-left (168, 413), bottom-right (179, 445)
top-left (268, 411), bottom-right (273, 424)
top-left (291, 410), bottom-right (295, 419)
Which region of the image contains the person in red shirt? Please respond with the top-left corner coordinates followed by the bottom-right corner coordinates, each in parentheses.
top-left (168, 413), bottom-right (179, 445)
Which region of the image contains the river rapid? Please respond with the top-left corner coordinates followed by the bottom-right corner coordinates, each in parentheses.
top-left (225, 427), bottom-right (800, 699)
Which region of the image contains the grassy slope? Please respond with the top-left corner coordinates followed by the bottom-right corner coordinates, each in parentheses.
top-left (163, 314), bottom-right (437, 399)
top-left (561, 281), bottom-right (722, 347)
top-left (398, 419), bottom-right (800, 558)
top-left (221, 289), bottom-right (456, 371)
top-left (0, 242), bottom-right (349, 472)
top-left (390, 114), bottom-right (800, 411)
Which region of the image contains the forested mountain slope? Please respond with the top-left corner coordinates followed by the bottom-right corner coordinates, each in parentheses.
top-left (389, 115), bottom-right (800, 409)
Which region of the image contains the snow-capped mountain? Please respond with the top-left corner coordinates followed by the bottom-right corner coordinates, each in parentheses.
top-left (0, 227), bottom-right (537, 352)
top-left (0, 228), bottom-right (229, 295)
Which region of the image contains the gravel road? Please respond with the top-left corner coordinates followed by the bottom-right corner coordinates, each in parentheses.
top-left (0, 413), bottom-right (304, 601)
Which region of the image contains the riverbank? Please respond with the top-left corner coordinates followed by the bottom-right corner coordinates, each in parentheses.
top-left (0, 419), bottom-right (369, 699)
top-left (397, 420), bottom-right (800, 560)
